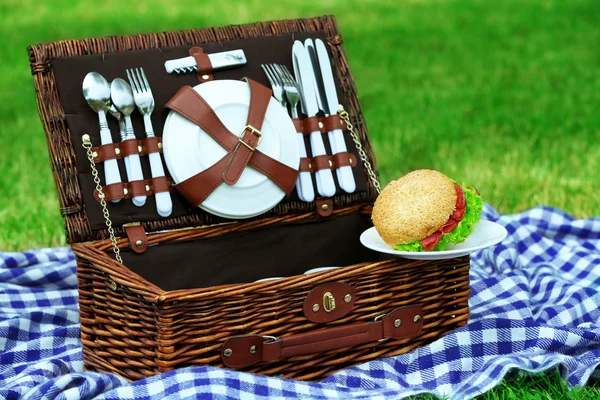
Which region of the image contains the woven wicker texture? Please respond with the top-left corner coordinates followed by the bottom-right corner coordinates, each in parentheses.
top-left (73, 206), bottom-right (470, 381)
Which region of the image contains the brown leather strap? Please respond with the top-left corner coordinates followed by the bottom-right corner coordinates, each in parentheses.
top-left (331, 152), bottom-right (358, 169)
top-left (323, 114), bottom-right (344, 132)
top-left (93, 142), bottom-right (119, 162)
top-left (174, 157), bottom-right (230, 207)
top-left (165, 81), bottom-right (298, 206)
top-left (312, 155), bottom-right (332, 172)
top-left (151, 176), bottom-right (171, 193)
top-left (94, 182), bottom-right (129, 202)
top-left (189, 46), bottom-right (213, 82)
top-left (222, 80), bottom-right (271, 185)
top-left (94, 177), bottom-right (172, 202)
top-left (299, 158), bottom-right (313, 172)
top-left (291, 115), bottom-right (344, 135)
top-left (124, 223), bottom-right (147, 254)
top-left (298, 152), bottom-right (357, 173)
top-left (92, 137), bottom-right (162, 163)
top-left (293, 118), bottom-right (303, 133)
top-left (120, 139), bottom-right (141, 159)
top-left (221, 305), bottom-right (423, 368)
top-left (316, 198), bottom-right (333, 217)
top-left (143, 137), bottom-right (162, 155)
top-left (128, 180), bottom-right (150, 197)
top-left (302, 116), bottom-right (321, 134)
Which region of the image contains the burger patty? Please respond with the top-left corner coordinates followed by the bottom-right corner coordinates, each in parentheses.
top-left (420, 184), bottom-right (466, 251)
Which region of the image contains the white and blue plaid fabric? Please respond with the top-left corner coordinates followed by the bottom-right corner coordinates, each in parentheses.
top-left (1, 205), bottom-right (599, 399)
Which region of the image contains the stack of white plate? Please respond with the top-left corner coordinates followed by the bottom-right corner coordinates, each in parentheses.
top-left (163, 80), bottom-right (300, 219)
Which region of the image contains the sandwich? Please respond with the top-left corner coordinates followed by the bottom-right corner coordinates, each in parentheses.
top-left (372, 169), bottom-right (483, 251)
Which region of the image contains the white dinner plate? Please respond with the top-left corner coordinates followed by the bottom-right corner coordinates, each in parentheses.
top-left (360, 220), bottom-right (508, 260)
top-left (163, 80), bottom-right (299, 219)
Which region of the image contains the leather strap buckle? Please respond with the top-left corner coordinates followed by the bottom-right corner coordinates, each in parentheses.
top-left (262, 335), bottom-right (279, 343)
top-left (239, 125), bottom-right (263, 151)
top-left (374, 313), bottom-right (389, 342)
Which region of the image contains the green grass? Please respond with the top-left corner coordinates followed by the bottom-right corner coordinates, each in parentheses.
top-left (1, 0), bottom-right (599, 397)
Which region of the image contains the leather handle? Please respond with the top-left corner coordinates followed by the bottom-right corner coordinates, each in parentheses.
top-left (221, 305), bottom-right (423, 368)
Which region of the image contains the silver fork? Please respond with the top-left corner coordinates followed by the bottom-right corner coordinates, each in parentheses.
top-left (274, 65), bottom-right (301, 118)
top-left (261, 64), bottom-right (286, 109)
top-left (126, 67), bottom-right (173, 218)
top-left (270, 64), bottom-right (315, 202)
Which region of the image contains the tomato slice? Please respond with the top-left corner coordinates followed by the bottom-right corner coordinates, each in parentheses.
top-left (455, 184), bottom-right (466, 209)
top-left (421, 232), bottom-right (442, 251)
top-left (440, 218), bottom-right (459, 233)
top-left (451, 206), bottom-right (466, 221)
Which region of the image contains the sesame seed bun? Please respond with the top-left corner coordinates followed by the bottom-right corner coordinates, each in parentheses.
top-left (372, 169), bottom-right (457, 246)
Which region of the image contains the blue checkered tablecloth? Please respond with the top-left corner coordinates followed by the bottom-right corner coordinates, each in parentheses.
top-left (1, 205), bottom-right (599, 399)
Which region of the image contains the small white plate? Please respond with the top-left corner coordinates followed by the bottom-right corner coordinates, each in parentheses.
top-left (255, 277), bottom-right (283, 282)
top-left (304, 266), bottom-right (339, 274)
top-left (163, 80), bottom-right (299, 219)
top-left (360, 220), bottom-right (508, 260)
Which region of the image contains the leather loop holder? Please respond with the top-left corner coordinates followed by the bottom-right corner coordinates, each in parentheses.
top-left (91, 137), bottom-right (162, 163)
top-left (221, 305), bottom-right (424, 368)
top-left (299, 152), bottom-right (357, 173)
top-left (189, 46), bottom-right (214, 82)
top-left (124, 223), bottom-right (148, 254)
top-left (94, 177), bottom-right (172, 203)
top-left (292, 115), bottom-right (344, 135)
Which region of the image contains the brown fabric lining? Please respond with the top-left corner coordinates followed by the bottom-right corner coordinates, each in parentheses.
top-left (119, 212), bottom-right (382, 291)
top-left (50, 31), bottom-right (368, 231)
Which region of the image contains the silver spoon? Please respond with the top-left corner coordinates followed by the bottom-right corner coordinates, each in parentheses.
top-left (82, 72), bottom-right (122, 203)
top-left (108, 100), bottom-right (131, 179)
top-left (111, 78), bottom-right (146, 207)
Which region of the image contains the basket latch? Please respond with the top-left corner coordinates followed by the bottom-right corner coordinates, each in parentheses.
top-left (303, 281), bottom-right (356, 323)
top-left (124, 222), bottom-right (148, 254)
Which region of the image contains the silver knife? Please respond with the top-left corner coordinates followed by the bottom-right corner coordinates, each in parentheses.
top-left (313, 39), bottom-right (356, 193)
top-left (305, 40), bottom-right (328, 117)
top-left (292, 41), bottom-right (336, 197)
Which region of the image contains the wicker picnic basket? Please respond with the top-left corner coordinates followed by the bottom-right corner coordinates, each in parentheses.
top-left (28, 15), bottom-right (470, 381)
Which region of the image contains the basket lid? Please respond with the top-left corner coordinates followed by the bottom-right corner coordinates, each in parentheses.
top-left (28, 15), bottom-right (379, 243)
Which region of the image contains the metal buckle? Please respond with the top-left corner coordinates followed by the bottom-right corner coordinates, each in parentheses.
top-left (262, 335), bottom-right (278, 343)
top-left (238, 125), bottom-right (263, 151)
top-left (374, 313), bottom-right (389, 342)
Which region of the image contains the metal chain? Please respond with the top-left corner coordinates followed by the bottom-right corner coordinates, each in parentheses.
top-left (81, 135), bottom-right (123, 263)
top-left (338, 108), bottom-right (381, 194)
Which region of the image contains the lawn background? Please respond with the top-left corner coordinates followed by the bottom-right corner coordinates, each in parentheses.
top-left (1, 0), bottom-right (599, 398)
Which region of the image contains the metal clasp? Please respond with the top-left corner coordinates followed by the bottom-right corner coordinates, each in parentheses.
top-left (323, 292), bottom-right (336, 313)
top-left (238, 125), bottom-right (263, 151)
top-left (262, 335), bottom-right (278, 343)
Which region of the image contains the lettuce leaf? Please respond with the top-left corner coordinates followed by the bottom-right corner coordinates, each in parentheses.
top-left (394, 241), bottom-right (425, 252)
top-left (393, 183), bottom-right (483, 252)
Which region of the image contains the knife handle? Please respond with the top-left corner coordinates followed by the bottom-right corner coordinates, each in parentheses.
top-left (330, 128), bottom-right (356, 193)
top-left (117, 122), bottom-right (132, 180)
top-left (98, 112), bottom-right (121, 203)
top-left (124, 117), bottom-right (146, 207)
top-left (296, 132), bottom-right (314, 202)
top-left (144, 115), bottom-right (173, 217)
top-left (309, 131), bottom-right (336, 197)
